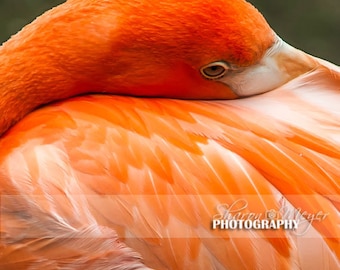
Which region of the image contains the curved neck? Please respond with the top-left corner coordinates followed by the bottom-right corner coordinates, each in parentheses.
top-left (0, 44), bottom-right (80, 135)
top-left (0, 2), bottom-right (119, 136)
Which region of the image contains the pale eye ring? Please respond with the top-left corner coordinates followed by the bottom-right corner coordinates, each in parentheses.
top-left (200, 61), bottom-right (229, 80)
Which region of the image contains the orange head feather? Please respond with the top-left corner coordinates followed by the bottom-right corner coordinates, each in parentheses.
top-left (0, 0), bottom-right (315, 135)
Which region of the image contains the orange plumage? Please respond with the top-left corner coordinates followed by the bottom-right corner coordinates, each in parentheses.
top-left (0, 0), bottom-right (339, 269)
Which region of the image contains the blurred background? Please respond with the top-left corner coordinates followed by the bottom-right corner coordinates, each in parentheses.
top-left (0, 0), bottom-right (339, 64)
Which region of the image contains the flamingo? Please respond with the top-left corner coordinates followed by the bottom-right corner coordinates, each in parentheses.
top-left (0, 0), bottom-right (339, 269)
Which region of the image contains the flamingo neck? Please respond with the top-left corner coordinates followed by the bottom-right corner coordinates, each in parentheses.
top-left (0, 40), bottom-right (99, 136)
top-left (0, 2), bottom-right (120, 136)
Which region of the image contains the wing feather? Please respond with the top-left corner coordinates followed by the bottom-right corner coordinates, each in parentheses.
top-left (1, 64), bottom-right (339, 268)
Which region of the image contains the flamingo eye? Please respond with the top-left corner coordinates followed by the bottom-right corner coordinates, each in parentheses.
top-left (200, 61), bottom-right (229, 79)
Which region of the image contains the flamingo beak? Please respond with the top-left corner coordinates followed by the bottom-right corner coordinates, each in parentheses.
top-left (220, 36), bottom-right (317, 97)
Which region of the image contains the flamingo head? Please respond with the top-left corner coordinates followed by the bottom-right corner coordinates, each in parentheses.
top-left (0, 0), bottom-right (316, 134)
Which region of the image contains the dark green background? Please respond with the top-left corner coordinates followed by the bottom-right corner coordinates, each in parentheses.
top-left (0, 0), bottom-right (339, 64)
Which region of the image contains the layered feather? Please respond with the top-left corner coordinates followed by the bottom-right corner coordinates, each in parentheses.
top-left (1, 61), bottom-right (339, 269)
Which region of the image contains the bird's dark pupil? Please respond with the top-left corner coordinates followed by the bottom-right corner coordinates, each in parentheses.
top-left (201, 63), bottom-right (226, 79)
